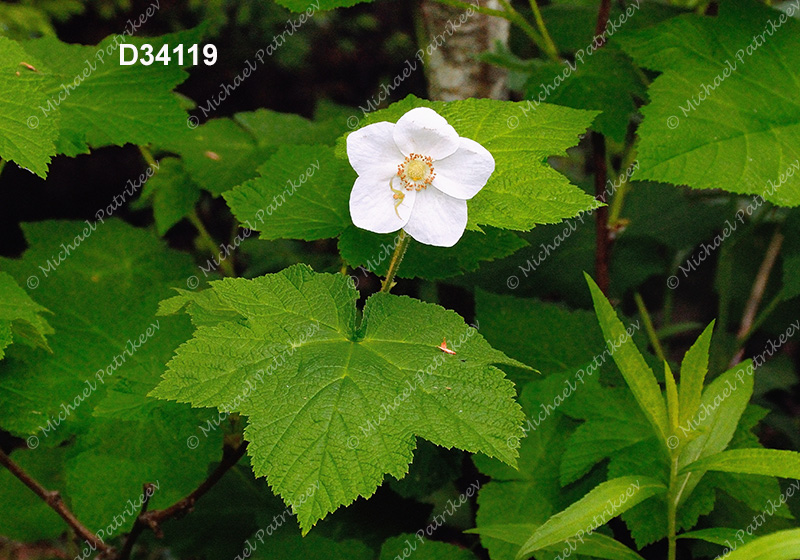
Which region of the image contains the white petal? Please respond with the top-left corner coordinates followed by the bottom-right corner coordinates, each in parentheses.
top-left (433, 137), bottom-right (496, 200)
top-left (393, 107), bottom-right (459, 160)
top-left (346, 121), bottom-right (404, 178)
top-left (349, 175), bottom-right (416, 234)
top-left (403, 187), bottom-right (467, 247)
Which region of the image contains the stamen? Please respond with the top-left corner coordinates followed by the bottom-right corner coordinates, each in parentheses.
top-left (396, 153), bottom-right (435, 192)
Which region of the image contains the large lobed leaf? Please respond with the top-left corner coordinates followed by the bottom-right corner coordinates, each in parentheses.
top-left (151, 264), bottom-right (526, 532)
top-left (0, 36), bottom-right (59, 177)
top-left (0, 221), bottom-right (222, 538)
top-left (618, 1), bottom-right (800, 206)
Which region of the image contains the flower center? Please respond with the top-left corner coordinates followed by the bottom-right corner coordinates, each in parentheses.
top-left (397, 153), bottom-right (435, 191)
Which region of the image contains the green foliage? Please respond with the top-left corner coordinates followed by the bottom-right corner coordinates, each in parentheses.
top-left (151, 264), bottom-right (526, 532)
top-left (682, 448), bottom-right (800, 479)
top-left (0, 271), bottom-right (53, 359)
top-left (586, 274), bottom-right (669, 446)
top-left (2, 2), bottom-right (800, 558)
top-left (0, 220), bottom-right (222, 538)
top-left (225, 144), bottom-right (352, 240)
top-left (339, 226), bottom-right (527, 281)
top-left (26, 28), bottom-right (203, 158)
top-left (524, 46), bottom-right (645, 142)
top-left (517, 476), bottom-right (666, 559)
top-left (0, 36), bottom-right (59, 177)
top-left (134, 157), bottom-right (201, 236)
top-left (618, 1), bottom-right (800, 205)
top-left (274, 0), bottom-right (371, 12)
top-left (721, 528), bottom-right (800, 560)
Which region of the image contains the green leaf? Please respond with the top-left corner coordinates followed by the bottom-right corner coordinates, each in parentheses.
top-left (274, 0), bottom-right (368, 12)
top-left (252, 533), bottom-right (374, 560)
top-left (619, 183), bottom-right (735, 253)
top-left (717, 528), bottom-right (800, 560)
top-left (471, 526), bottom-right (646, 560)
top-left (65, 410), bottom-right (221, 538)
top-left (22, 28), bottom-right (203, 157)
top-left (0, 271), bottom-right (53, 359)
top-left (224, 145), bottom-right (351, 240)
top-left (664, 361), bottom-right (679, 434)
top-left (585, 273), bottom-right (669, 447)
top-left (0, 220), bottom-right (199, 439)
top-left (516, 476), bottom-right (666, 559)
top-left (135, 157), bottom-right (200, 236)
top-left (676, 364), bottom-right (754, 509)
top-left (682, 449), bottom-right (800, 479)
top-left (474, 289), bottom-right (614, 376)
top-left (544, 533), bottom-right (647, 560)
top-left (0, 220), bottom-right (222, 536)
top-left (162, 107), bottom-right (348, 197)
top-left (678, 527), bottom-right (756, 546)
top-left (783, 254), bottom-right (800, 300)
top-left (524, 46), bottom-right (646, 142)
top-left (0, 36), bottom-right (59, 177)
top-left (337, 95), bottom-right (599, 231)
top-left (559, 380), bottom-right (652, 486)
top-left (379, 534), bottom-right (478, 560)
top-left (617, 2), bottom-right (800, 206)
top-left (677, 322), bottom-right (714, 425)
top-left (0, 3), bottom-right (55, 40)
top-left (151, 265), bottom-right (526, 532)
top-left (473, 404), bottom-right (573, 560)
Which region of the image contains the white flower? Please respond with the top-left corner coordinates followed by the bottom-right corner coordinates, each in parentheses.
top-left (346, 107), bottom-right (495, 247)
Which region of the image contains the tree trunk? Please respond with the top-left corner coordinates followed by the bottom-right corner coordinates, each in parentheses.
top-left (419, 0), bottom-right (510, 100)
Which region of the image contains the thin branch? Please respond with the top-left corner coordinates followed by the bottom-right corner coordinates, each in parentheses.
top-left (0, 449), bottom-right (112, 556)
top-left (496, 0), bottom-right (558, 61)
top-left (118, 484), bottom-right (156, 560)
top-left (527, 0), bottom-right (559, 60)
top-left (592, 133), bottom-right (610, 294)
top-left (136, 442), bottom-right (247, 540)
top-left (590, 0), bottom-right (613, 294)
top-left (594, 0), bottom-right (613, 43)
top-left (730, 229), bottom-right (784, 365)
top-left (187, 209), bottom-right (237, 278)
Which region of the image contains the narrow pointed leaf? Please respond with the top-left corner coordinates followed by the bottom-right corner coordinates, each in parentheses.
top-left (664, 361), bottom-right (679, 434)
top-left (678, 322), bottom-right (714, 425)
top-left (720, 529), bottom-right (800, 560)
top-left (675, 364), bottom-right (754, 509)
top-left (585, 274), bottom-right (669, 446)
top-left (516, 476), bottom-right (666, 559)
top-left (681, 448), bottom-right (800, 479)
top-left (678, 528), bottom-right (756, 547)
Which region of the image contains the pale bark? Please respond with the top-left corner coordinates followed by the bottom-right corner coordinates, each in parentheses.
top-left (419, 0), bottom-right (510, 100)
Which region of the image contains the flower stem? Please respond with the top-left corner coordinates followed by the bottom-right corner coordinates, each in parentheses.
top-left (380, 230), bottom-right (411, 293)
